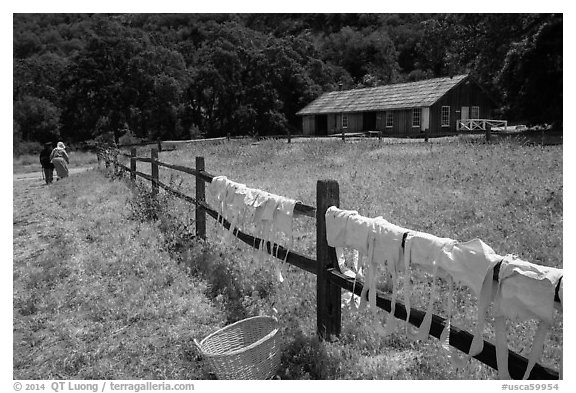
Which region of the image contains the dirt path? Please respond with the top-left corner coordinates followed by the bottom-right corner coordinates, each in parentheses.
top-left (13, 166), bottom-right (94, 182)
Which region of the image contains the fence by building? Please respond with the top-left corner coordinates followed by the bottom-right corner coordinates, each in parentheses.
top-left (97, 146), bottom-right (561, 380)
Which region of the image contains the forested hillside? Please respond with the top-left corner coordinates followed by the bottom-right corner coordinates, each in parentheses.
top-left (13, 13), bottom-right (562, 151)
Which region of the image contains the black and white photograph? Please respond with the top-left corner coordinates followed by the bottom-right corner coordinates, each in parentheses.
top-left (9, 5), bottom-right (566, 388)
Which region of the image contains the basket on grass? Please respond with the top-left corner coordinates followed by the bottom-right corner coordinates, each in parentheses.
top-left (194, 316), bottom-right (281, 380)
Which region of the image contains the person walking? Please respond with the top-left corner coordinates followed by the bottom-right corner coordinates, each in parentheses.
top-left (50, 141), bottom-right (70, 180)
top-left (39, 142), bottom-right (54, 184)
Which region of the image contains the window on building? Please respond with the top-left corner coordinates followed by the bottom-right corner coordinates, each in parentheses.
top-left (441, 106), bottom-right (450, 127)
top-left (412, 108), bottom-right (421, 127)
top-left (342, 113), bottom-right (348, 129)
top-left (386, 112), bottom-right (393, 128)
top-left (471, 106), bottom-right (480, 119)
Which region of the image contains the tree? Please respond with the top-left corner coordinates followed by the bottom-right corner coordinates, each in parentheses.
top-left (14, 95), bottom-right (61, 142)
top-left (321, 26), bottom-right (399, 85)
top-left (497, 15), bottom-right (562, 127)
top-left (59, 18), bottom-right (148, 143)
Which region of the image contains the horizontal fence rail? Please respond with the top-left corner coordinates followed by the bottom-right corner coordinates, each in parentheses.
top-left (96, 145), bottom-right (561, 380)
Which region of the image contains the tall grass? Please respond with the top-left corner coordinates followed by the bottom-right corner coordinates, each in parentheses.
top-left (13, 170), bottom-right (226, 379)
top-left (17, 137), bottom-right (560, 379)
top-left (121, 137), bottom-right (561, 379)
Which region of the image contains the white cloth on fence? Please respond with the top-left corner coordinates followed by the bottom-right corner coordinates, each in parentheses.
top-left (325, 207), bottom-right (365, 297)
top-left (404, 233), bottom-right (501, 350)
top-left (325, 207), bottom-right (411, 335)
top-left (208, 176), bottom-right (299, 283)
top-left (494, 255), bottom-right (563, 380)
top-left (558, 278), bottom-right (563, 379)
top-left (207, 175), bottom-right (229, 225)
top-left (404, 231), bottom-right (455, 340)
top-left (439, 238), bottom-right (501, 356)
top-left (325, 207), bottom-right (563, 379)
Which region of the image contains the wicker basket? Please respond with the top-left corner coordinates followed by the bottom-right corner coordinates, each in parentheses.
top-left (195, 316), bottom-right (281, 380)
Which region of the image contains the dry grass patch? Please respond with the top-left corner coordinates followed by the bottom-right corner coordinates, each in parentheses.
top-left (13, 170), bottom-right (225, 379)
top-left (133, 137), bottom-right (561, 379)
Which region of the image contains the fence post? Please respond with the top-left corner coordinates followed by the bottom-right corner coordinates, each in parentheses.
top-left (195, 156), bottom-right (207, 240)
top-left (157, 139), bottom-right (162, 152)
top-left (151, 148), bottom-right (159, 195)
top-left (287, 129), bottom-right (291, 144)
top-left (130, 148), bottom-right (136, 182)
top-left (113, 150), bottom-right (118, 174)
top-left (486, 124), bottom-right (492, 142)
top-left (316, 179), bottom-right (342, 340)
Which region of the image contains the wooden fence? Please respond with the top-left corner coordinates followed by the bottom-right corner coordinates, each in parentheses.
top-left (97, 146), bottom-right (561, 380)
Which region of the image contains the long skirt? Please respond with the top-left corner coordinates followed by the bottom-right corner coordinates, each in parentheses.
top-left (52, 157), bottom-right (69, 179)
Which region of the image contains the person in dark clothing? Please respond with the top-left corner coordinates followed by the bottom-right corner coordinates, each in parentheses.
top-left (39, 142), bottom-right (54, 184)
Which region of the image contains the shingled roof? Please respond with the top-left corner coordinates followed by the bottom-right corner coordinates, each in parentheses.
top-left (297, 74), bottom-right (469, 115)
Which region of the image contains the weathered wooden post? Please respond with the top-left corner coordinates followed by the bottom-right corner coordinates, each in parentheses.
top-left (130, 148), bottom-right (136, 182)
top-left (287, 129), bottom-right (291, 144)
top-left (157, 139), bottom-right (162, 152)
top-left (424, 128), bottom-right (429, 143)
top-left (195, 156), bottom-right (207, 240)
top-left (151, 148), bottom-right (159, 196)
top-left (316, 180), bottom-right (342, 340)
top-left (112, 149), bottom-right (118, 174)
top-left (486, 124), bottom-right (492, 142)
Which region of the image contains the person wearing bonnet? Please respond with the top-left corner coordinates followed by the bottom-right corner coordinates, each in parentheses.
top-left (50, 141), bottom-right (70, 180)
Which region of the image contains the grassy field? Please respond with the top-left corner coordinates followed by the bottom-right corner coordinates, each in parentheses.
top-left (14, 136), bottom-right (562, 379)
top-left (13, 171), bottom-right (226, 379)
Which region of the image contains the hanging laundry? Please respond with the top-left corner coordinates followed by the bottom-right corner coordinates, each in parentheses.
top-left (494, 255), bottom-right (563, 380)
top-left (438, 275), bottom-right (468, 371)
top-left (404, 231), bottom-right (455, 339)
top-left (325, 207), bottom-right (410, 335)
top-left (402, 232), bottom-right (415, 334)
top-left (406, 230), bottom-right (456, 273)
top-left (325, 206), bottom-right (563, 380)
top-left (207, 176), bottom-right (299, 283)
top-left (325, 206), bottom-right (365, 292)
top-left (206, 175), bottom-right (246, 235)
top-left (468, 267), bottom-right (499, 357)
top-left (207, 175), bottom-right (229, 225)
top-left (339, 249), bottom-right (362, 308)
top-left (558, 277), bottom-right (563, 380)
top-left (438, 238), bottom-right (501, 356)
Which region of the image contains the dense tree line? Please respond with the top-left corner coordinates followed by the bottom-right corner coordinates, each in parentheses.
top-left (13, 13), bottom-right (562, 150)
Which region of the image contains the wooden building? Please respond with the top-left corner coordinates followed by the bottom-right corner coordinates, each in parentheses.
top-left (296, 74), bottom-right (497, 136)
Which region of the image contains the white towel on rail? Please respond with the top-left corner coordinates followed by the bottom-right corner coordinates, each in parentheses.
top-left (494, 255), bottom-right (563, 380)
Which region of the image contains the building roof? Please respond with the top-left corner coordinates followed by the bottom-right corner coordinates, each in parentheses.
top-left (297, 74), bottom-right (469, 115)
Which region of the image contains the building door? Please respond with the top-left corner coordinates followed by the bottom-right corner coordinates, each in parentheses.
top-left (316, 115), bottom-right (328, 135)
top-left (459, 106), bottom-right (469, 130)
top-left (363, 112), bottom-right (377, 131)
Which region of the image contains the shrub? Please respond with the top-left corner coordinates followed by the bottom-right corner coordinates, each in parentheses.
top-left (13, 139), bottom-right (44, 156)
